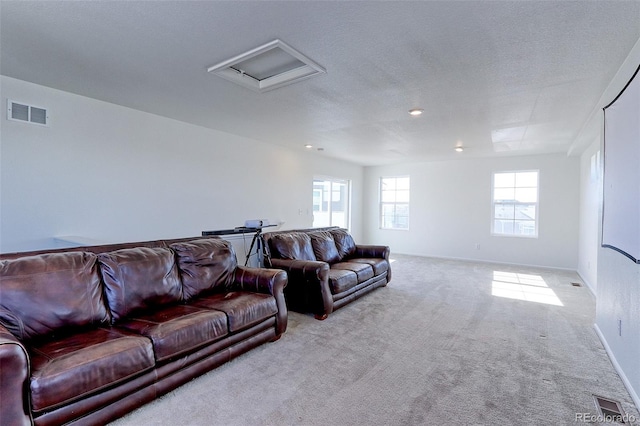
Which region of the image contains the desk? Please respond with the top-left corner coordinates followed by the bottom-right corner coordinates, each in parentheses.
top-left (202, 226), bottom-right (275, 267)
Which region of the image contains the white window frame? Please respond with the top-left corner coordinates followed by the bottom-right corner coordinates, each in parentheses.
top-left (380, 176), bottom-right (410, 230)
top-left (491, 170), bottom-right (539, 238)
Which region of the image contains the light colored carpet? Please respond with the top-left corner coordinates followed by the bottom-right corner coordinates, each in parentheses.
top-left (110, 255), bottom-right (639, 425)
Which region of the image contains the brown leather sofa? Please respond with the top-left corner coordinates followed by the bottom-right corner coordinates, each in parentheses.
top-left (0, 236), bottom-right (288, 426)
top-left (262, 227), bottom-right (390, 320)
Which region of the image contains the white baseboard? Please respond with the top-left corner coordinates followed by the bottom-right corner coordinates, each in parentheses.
top-left (576, 270), bottom-right (597, 298)
top-left (391, 251), bottom-right (577, 273)
top-left (594, 323), bottom-right (640, 412)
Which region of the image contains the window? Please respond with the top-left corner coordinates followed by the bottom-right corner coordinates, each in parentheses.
top-left (380, 176), bottom-right (409, 230)
top-left (492, 171), bottom-right (538, 237)
top-left (312, 178), bottom-right (350, 229)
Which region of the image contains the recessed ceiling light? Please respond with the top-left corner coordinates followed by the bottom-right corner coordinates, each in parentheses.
top-left (305, 144), bottom-right (313, 149)
top-left (455, 146), bottom-right (464, 152)
top-left (409, 108), bottom-right (424, 116)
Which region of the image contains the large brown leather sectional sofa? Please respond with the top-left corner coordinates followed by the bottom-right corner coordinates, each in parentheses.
top-left (263, 227), bottom-right (391, 320)
top-left (0, 237), bottom-right (287, 426)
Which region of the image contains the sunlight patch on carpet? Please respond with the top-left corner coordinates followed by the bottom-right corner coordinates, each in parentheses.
top-left (491, 271), bottom-right (564, 306)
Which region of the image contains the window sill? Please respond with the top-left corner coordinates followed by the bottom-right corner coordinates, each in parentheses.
top-left (491, 232), bottom-right (538, 239)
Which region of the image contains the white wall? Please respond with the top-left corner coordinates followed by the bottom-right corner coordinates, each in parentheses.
top-left (579, 37), bottom-right (640, 408)
top-left (363, 154), bottom-right (580, 269)
top-left (0, 76), bottom-right (363, 253)
top-left (577, 140), bottom-right (601, 293)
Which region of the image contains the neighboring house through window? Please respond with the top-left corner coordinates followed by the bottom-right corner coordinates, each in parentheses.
top-left (492, 170), bottom-right (539, 237)
top-left (380, 176), bottom-right (410, 230)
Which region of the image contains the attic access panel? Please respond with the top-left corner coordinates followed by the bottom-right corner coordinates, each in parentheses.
top-left (207, 39), bottom-right (325, 93)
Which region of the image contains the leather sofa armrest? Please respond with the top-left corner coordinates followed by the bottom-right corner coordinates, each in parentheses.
top-left (354, 244), bottom-right (390, 260)
top-left (269, 259), bottom-right (333, 319)
top-left (232, 266), bottom-right (289, 336)
top-left (232, 266), bottom-right (288, 296)
top-left (268, 259), bottom-right (330, 288)
top-left (0, 324), bottom-right (31, 426)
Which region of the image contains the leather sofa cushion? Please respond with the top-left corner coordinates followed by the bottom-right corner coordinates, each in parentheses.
top-left (327, 269), bottom-right (358, 294)
top-left (331, 262), bottom-right (374, 282)
top-left (98, 247), bottom-right (182, 323)
top-left (349, 258), bottom-right (389, 276)
top-left (115, 304), bottom-right (228, 362)
top-left (191, 292), bottom-right (277, 333)
top-left (0, 252), bottom-right (109, 341)
top-left (29, 327), bottom-right (154, 413)
top-left (268, 232), bottom-right (316, 261)
top-left (330, 228), bottom-right (357, 260)
top-left (170, 238), bottom-right (237, 300)
top-left (309, 231), bottom-right (340, 264)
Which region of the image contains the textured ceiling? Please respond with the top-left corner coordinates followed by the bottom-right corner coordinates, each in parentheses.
top-left (2, 1), bottom-right (639, 166)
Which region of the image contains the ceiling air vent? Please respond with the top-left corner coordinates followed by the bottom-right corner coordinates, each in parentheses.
top-left (207, 39), bottom-right (325, 93)
top-left (7, 100), bottom-right (49, 126)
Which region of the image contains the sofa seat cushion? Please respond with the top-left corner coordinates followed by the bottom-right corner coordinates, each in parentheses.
top-left (191, 292), bottom-right (277, 333)
top-left (29, 327), bottom-right (154, 413)
top-left (331, 262), bottom-right (374, 282)
top-left (115, 305), bottom-right (228, 362)
top-left (327, 269), bottom-right (358, 294)
top-left (348, 258), bottom-right (389, 276)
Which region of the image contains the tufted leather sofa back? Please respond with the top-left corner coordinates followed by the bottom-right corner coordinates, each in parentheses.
top-left (0, 251), bottom-right (109, 341)
top-left (0, 236), bottom-right (232, 339)
top-left (98, 247), bottom-right (183, 322)
top-left (170, 238), bottom-right (238, 300)
top-left (263, 227), bottom-right (358, 265)
top-left (266, 232), bottom-right (317, 261)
